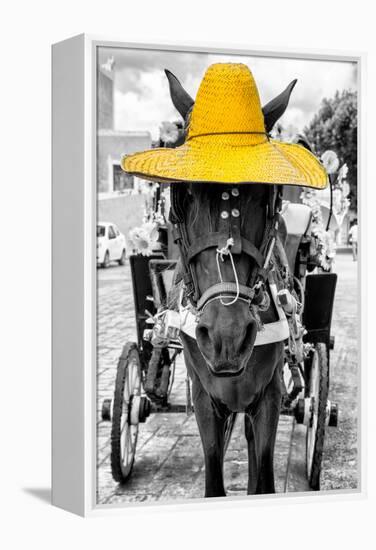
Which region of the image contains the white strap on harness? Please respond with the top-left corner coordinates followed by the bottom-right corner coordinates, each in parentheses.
top-left (179, 281), bottom-right (289, 346)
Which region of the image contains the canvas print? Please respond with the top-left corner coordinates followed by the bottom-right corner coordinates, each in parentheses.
top-left (96, 46), bottom-right (358, 505)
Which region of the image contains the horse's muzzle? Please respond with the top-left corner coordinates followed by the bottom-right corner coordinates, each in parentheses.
top-left (196, 303), bottom-right (258, 379)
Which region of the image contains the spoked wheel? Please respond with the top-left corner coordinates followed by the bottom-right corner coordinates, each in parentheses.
top-left (111, 342), bottom-right (143, 483)
top-left (305, 343), bottom-right (329, 490)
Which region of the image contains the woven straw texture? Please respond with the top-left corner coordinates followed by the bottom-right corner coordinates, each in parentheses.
top-left (122, 63), bottom-right (328, 189)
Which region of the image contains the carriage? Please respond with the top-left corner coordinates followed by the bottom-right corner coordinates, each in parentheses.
top-left (101, 62), bottom-right (340, 495)
top-left (101, 187), bottom-right (338, 491)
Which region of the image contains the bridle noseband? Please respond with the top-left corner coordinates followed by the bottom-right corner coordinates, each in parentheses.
top-left (169, 183), bottom-right (282, 315)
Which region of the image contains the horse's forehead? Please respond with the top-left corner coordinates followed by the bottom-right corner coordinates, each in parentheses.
top-left (188, 184), bottom-right (267, 235)
top-left (190, 183), bottom-right (267, 201)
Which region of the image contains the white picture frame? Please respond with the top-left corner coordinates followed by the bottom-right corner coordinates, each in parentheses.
top-left (52, 34), bottom-right (365, 516)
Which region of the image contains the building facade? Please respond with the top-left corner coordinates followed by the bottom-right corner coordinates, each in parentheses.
top-left (97, 62), bottom-right (153, 237)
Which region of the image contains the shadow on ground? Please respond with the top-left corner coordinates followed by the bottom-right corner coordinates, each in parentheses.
top-left (23, 488), bottom-right (51, 504)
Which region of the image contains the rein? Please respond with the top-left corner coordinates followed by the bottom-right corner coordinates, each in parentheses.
top-left (169, 184), bottom-right (282, 315)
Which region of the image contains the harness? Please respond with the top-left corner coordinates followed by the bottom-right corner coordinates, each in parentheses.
top-left (169, 183), bottom-right (283, 314)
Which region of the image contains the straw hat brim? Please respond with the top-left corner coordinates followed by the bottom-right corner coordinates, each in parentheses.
top-left (121, 137), bottom-right (328, 189)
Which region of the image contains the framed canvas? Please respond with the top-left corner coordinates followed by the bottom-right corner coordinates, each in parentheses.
top-left (52, 35), bottom-right (365, 516)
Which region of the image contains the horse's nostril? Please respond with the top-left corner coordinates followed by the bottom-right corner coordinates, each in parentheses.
top-left (197, 324), bottom-right (223, 363)
top-left (197, 325), bottom-right (209, 340)
top-left (196, 324), bottom-right (210, 347)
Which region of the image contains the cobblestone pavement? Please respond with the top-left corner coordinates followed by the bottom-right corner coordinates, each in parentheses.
top-left (96, 253), bottom-right (358, 505)
top-left (320, 253), bottom-right (359, 491)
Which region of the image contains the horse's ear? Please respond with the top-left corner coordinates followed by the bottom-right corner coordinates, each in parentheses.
top-left (294, 133), bottom-right (313, 152)
top-left (165, 69), bottom-right (194, 120)
top-left (262, 79), bottom-right (298, 133)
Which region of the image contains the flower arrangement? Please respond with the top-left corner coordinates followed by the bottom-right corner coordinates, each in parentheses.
top-left (331, 162), bottom-right (350, 227)
top-left (301, 149), bottom-right (351, 269)
top-left (128, 183), bottom-right (168, 256)
top-left (128, 222), bottom-right (160, 256)
top-left (321, 150), bottom-right (340, 175)
top-left (301, 188), bottom-right (335, 270)
top-left (159, 121), bottom-right (180, 144)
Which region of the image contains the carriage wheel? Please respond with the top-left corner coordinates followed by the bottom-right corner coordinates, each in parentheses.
top-left (111, 342), bottom-right (142, 483)
top-left (305, 343), bottom-right (329, 490)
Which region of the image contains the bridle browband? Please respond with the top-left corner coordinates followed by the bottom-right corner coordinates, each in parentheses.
top-left (169, 183), bottom-right (282, 314)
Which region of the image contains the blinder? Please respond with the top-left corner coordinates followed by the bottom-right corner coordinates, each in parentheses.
top-left (169, 183), bottom-right (282, 313)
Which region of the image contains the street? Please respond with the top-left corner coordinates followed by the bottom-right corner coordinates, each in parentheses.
top-left (96, 252), bottom-right (358, 505)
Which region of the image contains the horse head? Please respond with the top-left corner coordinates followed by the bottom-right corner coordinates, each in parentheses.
top-left (183, 183), bottom-right (270, 377)
top-left (166, 70), bottom-right (296, 383)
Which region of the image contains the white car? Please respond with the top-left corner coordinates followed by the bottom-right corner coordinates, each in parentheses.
top-left (97, 222), bottom-right (127, 267)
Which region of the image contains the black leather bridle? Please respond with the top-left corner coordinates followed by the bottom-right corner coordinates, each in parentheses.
top-left (169, 183), bottom-right (283, 314)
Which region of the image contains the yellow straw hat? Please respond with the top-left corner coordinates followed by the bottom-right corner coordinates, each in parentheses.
top-left (121, 63), bottom-right (328, 189)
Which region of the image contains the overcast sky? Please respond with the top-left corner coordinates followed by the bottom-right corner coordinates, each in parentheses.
top-left (98, 47), bottom-right (357, 141)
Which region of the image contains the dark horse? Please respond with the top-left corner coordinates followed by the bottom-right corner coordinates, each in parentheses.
top-left (165, 70), bottom-right (297, 497)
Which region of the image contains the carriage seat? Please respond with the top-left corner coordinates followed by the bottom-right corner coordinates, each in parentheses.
top-left (281, 202), bottom-right (312, 274)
